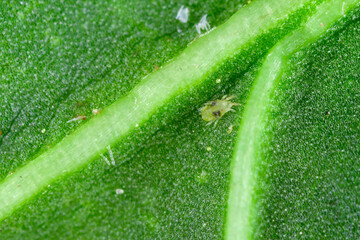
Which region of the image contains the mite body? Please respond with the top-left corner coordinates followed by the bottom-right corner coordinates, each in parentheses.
top-left (200, 95), bottom-right (240, 125)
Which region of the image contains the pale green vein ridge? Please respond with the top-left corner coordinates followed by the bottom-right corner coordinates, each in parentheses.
top-left (225, 0), bottom-right (360, 239)
top-left (0, 0), bottom-right (318, 221)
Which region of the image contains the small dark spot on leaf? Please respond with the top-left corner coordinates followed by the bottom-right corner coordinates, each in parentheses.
top-left (211, 101), bottom-right (216, 106)
top-left (325, 111), bottom-right (330, 116)
top-left (213, 111), bottom-right (221, 117)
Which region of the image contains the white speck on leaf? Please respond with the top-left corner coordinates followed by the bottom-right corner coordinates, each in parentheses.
top-left (92, 109), bottom-right (100, 115)
top-left (116, 189), bottom-right (124, 195)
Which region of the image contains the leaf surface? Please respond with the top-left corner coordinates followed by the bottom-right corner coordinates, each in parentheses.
top-left (0, 0), bottom-right (359, 239)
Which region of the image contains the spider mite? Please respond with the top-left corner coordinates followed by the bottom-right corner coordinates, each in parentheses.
top-left (200, 95), bottom-right (240, 125)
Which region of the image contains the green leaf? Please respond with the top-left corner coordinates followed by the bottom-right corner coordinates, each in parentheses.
top-left (1, 0), bottom-right (359, 239)
top-left (226, 0), bottom-right (359, 238)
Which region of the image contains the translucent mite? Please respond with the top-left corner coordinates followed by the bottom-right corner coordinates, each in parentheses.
top-left (176, 5), bottom-right (189, 23)
top-left (200, 95), bottom-right (240, 125)
top-left (195, 14), bottom-right (210, 34)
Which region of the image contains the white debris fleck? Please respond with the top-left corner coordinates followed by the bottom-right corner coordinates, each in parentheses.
top-left (216, 78), bottom-right (221, 84)
top-left (176, 5), bottom-right (189, 23)
top-left (100, 153), bottom-right (111, 166)
top-left (135, 123), bottom-right (139, 127)
top-left (92, 109), bottom-right (100, 115)
top-left (116, 189), bottom-right (124, 195)
top-left (107, 145), bottom-right (115, 166)
top-left (195, 14), bottom-right (210, 34)
top-left (41, 128), bottom-right (46, 133)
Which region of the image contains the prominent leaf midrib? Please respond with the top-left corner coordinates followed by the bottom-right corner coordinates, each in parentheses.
top-left (0, 0), bottom-right (321, 222)
top-left (225, 0), bottom-right (360, 239)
